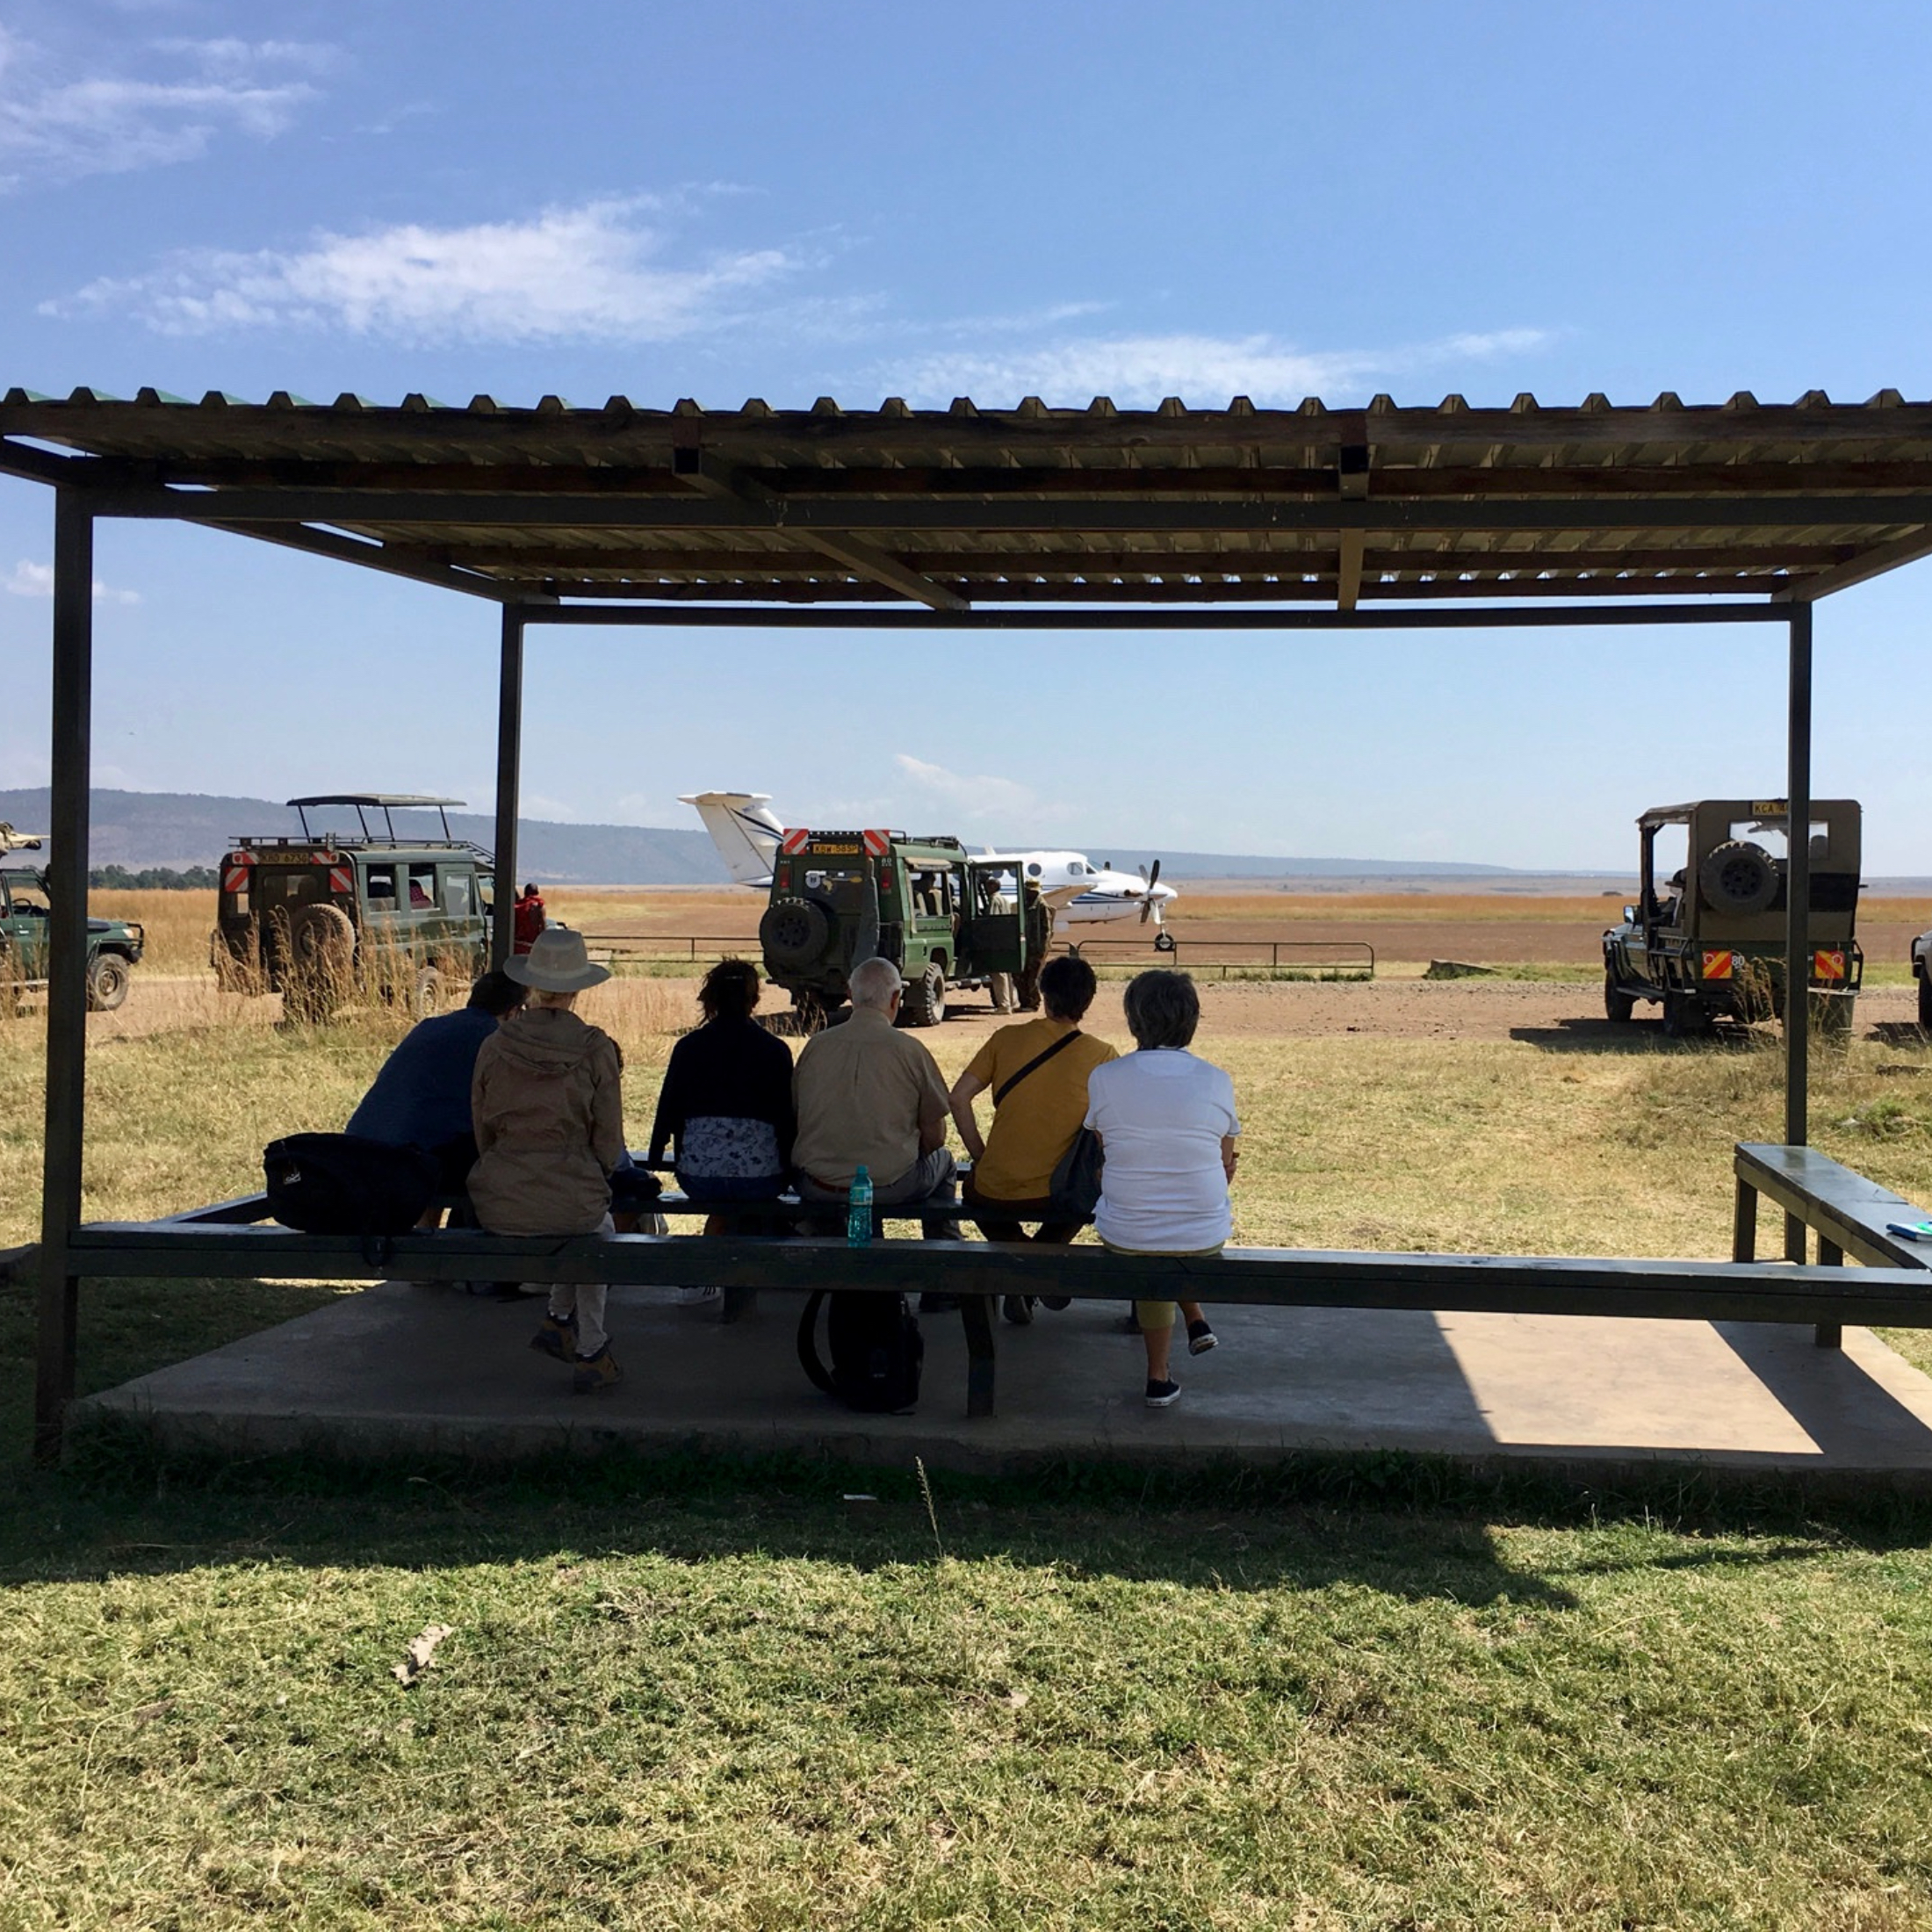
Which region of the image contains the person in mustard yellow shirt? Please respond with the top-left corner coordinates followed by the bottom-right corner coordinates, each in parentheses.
top-left (948, 954), bottom-right (1117, 1325)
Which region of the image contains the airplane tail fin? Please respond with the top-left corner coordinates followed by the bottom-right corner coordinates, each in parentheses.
top-left (681, 791), bottom-right (784, 887)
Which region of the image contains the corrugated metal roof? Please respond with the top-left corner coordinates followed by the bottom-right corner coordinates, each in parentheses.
top-left (6, 386), bottom-right (1932, 609)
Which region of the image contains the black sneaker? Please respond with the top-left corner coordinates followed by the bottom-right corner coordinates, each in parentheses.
top-left (1186, 1320), bottom-right (1218, 1356)
top-left (1001, 1294), bottom-right (1035, 1326)
top-left (1144, 1378), bottom-right (1182, 1408)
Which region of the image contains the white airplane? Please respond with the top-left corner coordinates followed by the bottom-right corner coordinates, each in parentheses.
top-left (681, 790), bottom-right (1178, 936)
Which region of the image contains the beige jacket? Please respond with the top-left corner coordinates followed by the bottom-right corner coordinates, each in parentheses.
top-left (469, 1007), bottom-right (625, 1235)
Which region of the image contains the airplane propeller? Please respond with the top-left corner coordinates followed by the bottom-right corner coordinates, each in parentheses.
top-left (1136, 859), bottom-right (1162, 924)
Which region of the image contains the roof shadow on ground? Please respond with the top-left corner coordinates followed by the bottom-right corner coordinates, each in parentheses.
top-left (4, 1444), bottom-right (1581, 1608)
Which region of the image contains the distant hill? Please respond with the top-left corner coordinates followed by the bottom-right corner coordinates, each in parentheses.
top-left (0, 789), bottom-right (725, 885)
top-left (1, 789), bottom-right (1552, 885)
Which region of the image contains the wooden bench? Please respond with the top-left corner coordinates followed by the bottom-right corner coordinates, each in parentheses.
top-left (1734, 1142), bottom-right (1932, 1350)
top-left (68, 1200), bottom-right (1932, 1421)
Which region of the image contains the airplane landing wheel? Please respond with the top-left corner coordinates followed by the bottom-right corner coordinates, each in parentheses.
top-left (1153, 929), bottom-right (1177, 954)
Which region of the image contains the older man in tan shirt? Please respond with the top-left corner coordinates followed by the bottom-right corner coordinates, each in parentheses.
top-left (791, 955), bottom-right (958, 1246)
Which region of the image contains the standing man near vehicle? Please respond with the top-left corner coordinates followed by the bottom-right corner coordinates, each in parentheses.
top-left (790, 955), bottom-right (959, 1253)
top-left (513, 883), bottom-right (547, 955)
top-left (1013, 878), bottom-right (1052, 1012)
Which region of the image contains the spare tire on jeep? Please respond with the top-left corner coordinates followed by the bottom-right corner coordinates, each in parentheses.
top-left (761, 894), bottom-right (835, 970)
top-left (1698, 840), bottom-right (1780, 916)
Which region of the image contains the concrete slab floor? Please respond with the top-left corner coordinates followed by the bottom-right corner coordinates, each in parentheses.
top-left (74, 1280), bottom-right (1932, 1484)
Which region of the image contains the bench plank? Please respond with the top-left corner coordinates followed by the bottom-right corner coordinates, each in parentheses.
top-left (1734, 1143), bottom-right (1932, 1272)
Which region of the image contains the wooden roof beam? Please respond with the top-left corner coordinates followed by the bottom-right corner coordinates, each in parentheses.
top-left (672, 446), bottom-right (967, 612)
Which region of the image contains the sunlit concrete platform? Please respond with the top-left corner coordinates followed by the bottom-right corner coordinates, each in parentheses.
top-left (72, 1281), bottom-right (1932, 1483)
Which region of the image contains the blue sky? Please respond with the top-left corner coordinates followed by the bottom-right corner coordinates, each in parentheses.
top-left (3, 0), bottom-right (1930, 870)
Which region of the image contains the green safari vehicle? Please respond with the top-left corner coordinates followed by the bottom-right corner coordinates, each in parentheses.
top-left (213, 794), bottom-right (492, 1018)
top-left (758, 827), bottom-right (1034, 1028)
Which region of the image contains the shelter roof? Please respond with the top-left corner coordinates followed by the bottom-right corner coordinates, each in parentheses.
top-left (7, 385), bottom-right (1932, 611)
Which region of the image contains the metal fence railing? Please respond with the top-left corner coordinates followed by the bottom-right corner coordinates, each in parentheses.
top-left (1064, 936), bottom-right (1375, 978)
top-left (584, 933), bottom-right (1377, 979)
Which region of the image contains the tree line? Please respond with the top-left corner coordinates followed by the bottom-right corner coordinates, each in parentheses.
top-left (88, 865), bottom-right (220, 890)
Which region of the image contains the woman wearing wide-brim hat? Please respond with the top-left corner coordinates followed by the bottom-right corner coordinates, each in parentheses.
top-left (470, 926), bottom-right (627, 1392)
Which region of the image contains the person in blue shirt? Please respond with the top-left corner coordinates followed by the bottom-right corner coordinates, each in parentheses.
top-left (347, 970), bottom-right (527, 1203)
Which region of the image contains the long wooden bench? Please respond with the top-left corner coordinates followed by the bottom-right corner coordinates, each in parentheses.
top-left (67, 1203), bottom-right (1932, 1420)
top-left (1733, 1142), bottom-right (1932, 1351)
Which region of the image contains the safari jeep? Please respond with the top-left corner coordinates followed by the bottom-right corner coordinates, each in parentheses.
top-left (213, 794), bottom-right (491, 1018)
top-left (0, 863), bottom-right (145, 1011)
top-left (1602, 797), bottom-right (1863, 1036)
top-left (758, 827), bottom-right (1034, 1027)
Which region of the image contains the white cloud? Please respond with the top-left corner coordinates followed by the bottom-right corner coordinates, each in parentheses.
top-left (893, 753), bottom-right (1057, 825)
top-left (6, 559), bottom-right (140, 604)
top-left (878, 326), bottom-right (1553, 409)
top-left (0, 30), bottom-right (326, 188)
top-left (50, 195), bottom-right (811, 342)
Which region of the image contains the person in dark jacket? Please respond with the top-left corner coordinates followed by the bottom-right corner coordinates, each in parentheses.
top-left (649, 959), bottom-right (795, 1204)
top-left (347, 969), bottom-right (526, 1208)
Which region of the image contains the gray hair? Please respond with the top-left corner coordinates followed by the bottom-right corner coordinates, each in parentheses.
top-left (848, 956), bottom-right (904, 1011)
top-left (1122, 969), bottom-right (1200, 1049)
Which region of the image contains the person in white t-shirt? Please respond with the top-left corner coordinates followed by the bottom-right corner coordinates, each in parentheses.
top-left (1083, 970), bottom-right (1240, 1408)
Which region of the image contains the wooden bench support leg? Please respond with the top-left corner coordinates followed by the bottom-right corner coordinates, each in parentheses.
top-left (1732, 1177), bottom-right (1758, 1263)
top-left (719, 1286), bottom-right (758, 1324)
top-left (961, 1294), bottom-right (996, 1419)
top-left (1815, 1236), bottom-right (1843, 1349)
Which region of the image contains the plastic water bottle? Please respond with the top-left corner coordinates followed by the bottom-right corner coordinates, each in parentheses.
top-left (847, 1164), bottom-right (874, 1247)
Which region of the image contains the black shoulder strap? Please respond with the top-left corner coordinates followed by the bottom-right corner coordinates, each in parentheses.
top-left (797, 1290), bottom-right (835, 1395)
top-left (993, 1027), bottom-right (1083, 1107)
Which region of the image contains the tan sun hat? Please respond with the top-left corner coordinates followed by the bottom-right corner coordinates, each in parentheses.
top-left (503, 926), bottom-right (611, 992)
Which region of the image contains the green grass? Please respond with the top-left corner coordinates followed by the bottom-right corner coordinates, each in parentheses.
top-left (4, 1451), bottom-right (1932, 1929)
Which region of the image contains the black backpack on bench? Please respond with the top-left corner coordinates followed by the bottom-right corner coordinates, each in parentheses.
top-left (263, 1132), bottom-right (440, 1259)
top-left (797, 1289), bottom-right (924, 1414)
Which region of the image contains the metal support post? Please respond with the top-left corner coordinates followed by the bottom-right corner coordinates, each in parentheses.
top-left (34, 492), bottom-right (94, 1460)
top-left (491, 606), bottom-right (525, 967)
top-left (1783, 604), bottom-right (1813, 1265)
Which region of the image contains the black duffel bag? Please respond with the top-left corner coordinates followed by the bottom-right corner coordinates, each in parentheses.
top-left (263, 1133), bottom-right (440, 1255)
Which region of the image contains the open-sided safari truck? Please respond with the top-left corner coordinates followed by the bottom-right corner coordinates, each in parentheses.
top-left (213, 794), bottom-right (492, 1020)
top-left (1603, 797), bottom-right (1862, 1036)
top-left (758, 827), bottom-right (1033, 1027)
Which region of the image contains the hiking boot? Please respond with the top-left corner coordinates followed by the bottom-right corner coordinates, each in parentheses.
top-left (1186, 1320), bottom-right (1218, 1356)
top-left (1001, 1294), bottom-right (1035, 1326)
top-left (573, 1345), bottom-right (622, 1395)
top-left (1144, 1378), bottom-right (1182, 1409)
top-left (530, 1313), bottom-right (576, 1360)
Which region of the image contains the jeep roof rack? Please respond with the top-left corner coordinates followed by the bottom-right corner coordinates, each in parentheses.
top-left (285, 795), bottom-right (465, 842)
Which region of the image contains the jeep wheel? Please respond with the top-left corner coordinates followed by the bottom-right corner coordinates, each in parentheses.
top-left (902, 962), bottom-right (947, 1027)
top-left (85, 952), bottom-right (130, 1012)
top-left (413, 966), bottom-right (443, 1015)
top-left (286, 902), bottom-right (356, 1018)
top-left (1920, 975), bottom-right (1932, 1033)
top-left (1698, 840), bottom-right (1780, 916)
top-left (1661, 990), bottom-right (1706, 1038)
top-left (1604, 971), bottom-right (1635, 1023)
top-left (760, 895), bottom-right (834, 970)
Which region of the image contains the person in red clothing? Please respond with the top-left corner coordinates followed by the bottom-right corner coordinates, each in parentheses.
top-left (512, 883), bottom-right (546, 955)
